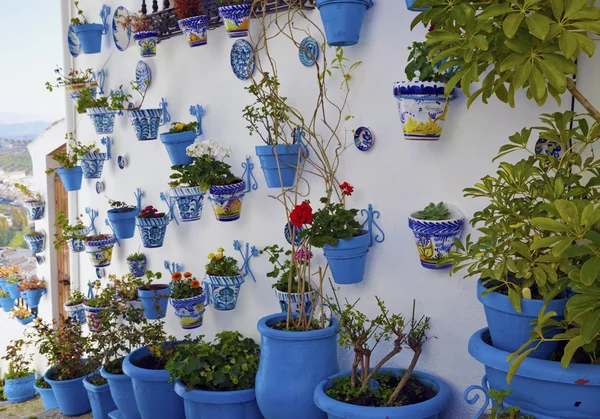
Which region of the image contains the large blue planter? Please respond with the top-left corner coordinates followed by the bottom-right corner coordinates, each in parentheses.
top-left (255, 144), bottom-right (304, 188)
top-left (204, 274), bottom-right (244, 311)
top-left (45, 367), bottom-right (91, 416)
top-left (170, 187), bottom-right (205, 222)
top-left (174, 381), bottom-right (263, 419)
top-left (128, 109), bottom-right (162, 140)
top-left (24, 233), bottom-right (45, 254)
top-left (87, 108), bottom-right (118, 134)
top-left (136, 216), bottom-right (169, 248)
top-left (4, 374), bottom-right (36, 403)
top-left (127, 256), bottom-right (147, 278)
top-left (122, 346), bottom-right (185, 419)
top-left (0, 295), bottom-right (14, 312)
top-left (405, 0), bottom-right (428, 11)
top-left (255, 313), bottom-right (339, 419)
top-left (107, 208), bottom-right (140, 240)
top-left (25, 288), bottom-right (45, 308)
top-left (80, 152), bottom-right (107, 179)
top-left (24, 200), bottom-right (45, 221)
top-left (477, 280), bottom-right (568, 359)
top-left (323, 231), bottom-right (370, 285)
top-left (34, 382), bottom-right (59, 410)
top-left (469, 328), bottom-right (600, 419)
top-left (83, 376), bottom-right (117, 419)
top-left (73, 23), bottom-right (104, 54)
top-left (138, 285), bottom-right (170, 320)
top-left (6, 282), bottom-right (22, 300)
top-left (314, 368), bottom-right (450, 419)
top-left (101, 367), bottom-right (141, 419)
top-left (57, 167), bottom-right (83, 191)
top-left (315, 0), bottom-right (373, 47)
top-left (160, 131), bottom-right (196, 165)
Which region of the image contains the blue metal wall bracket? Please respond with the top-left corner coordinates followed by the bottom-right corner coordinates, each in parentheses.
top-left (85, 207), bottom-right (98, 236)
top-left (360, 204), bottom-right (385, 248)
top-left (292, 126), bottom-right (310, 157)
top-left (95, 68), bottom-right (107, 95)
top-left (104, 219), bottom-right (121, 247)
top-left (164, 260), bottom-right (183, 275)
top-left (134, 188), bottom-right (144, 211)
top-left (96, 267), bottom-right (105, 279)
top-left (233, 240), bottom-right (259, 282)
top-left (100, 5), bottom-right (111, 35)
top-left (87, 282), bottom-right (95, 299)
top-left (159, 98), bottom-right (171, 126)
top-left (160, 192), bottom-right (178, 226)
top-left (464, 375), bottom-right (491, 419)
top-left (100, 137), bottom-right (112, 160)
top-left (242, 156), bottom-right (258, 194)
top-left (189, 105), bottom-right (205, 136)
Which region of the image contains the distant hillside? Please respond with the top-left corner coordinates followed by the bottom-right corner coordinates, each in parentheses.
top-left (0, 151), bottom-right (32, 174)
top-left (0, 121), bottom-right (50, 141)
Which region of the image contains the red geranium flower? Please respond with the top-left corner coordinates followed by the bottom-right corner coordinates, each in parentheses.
top-left (428, 25), bottom-right (435, 32)
top-left (340, 182), bottom-right (354, 196)
top-left (290, 201), bottom-right (313, 228)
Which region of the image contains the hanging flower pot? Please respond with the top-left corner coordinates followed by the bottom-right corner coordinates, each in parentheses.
top-left (107, 208), bottom-right (140, 240)
top-left (170, 187), bottom-right (205, 222)
top-left (86, 108), bottom-right (118, 134)
top-left (323, 231), bottom-right (370, 285)
top-left (65, 82), bottom-right (98, 101)
top-left (255, 144), bottom-right (305, 188)
top-left (5, 281), bottom-right (22, 300)
top-left (24, 288), bottom-right (45, 308)
top-left (0, 276), bottom-right (7, 293)
top-left (204, 274), bottom-right (245, 311)
top-left (127, 254), bottom-right (147, 278)
top-left (64, 301), bottom-right (87, 324)
top-left (315, 0), bottom-right (373, 47)
top-left (274, 288), bottom-right (316, 314)
top-left (82, 375), bottom-right (117, 418)
top-left (72, 23), bottom-right (104, 54)
top-left (178, 16), bottom-right (208, 47)
top-left (138, 284), bottom-right (170, 320)
top-left (0, 295), bottom-right (14, 312)
top-left (56, 167), bottom-right (83, 192)
top-left (160, 130), bottom-right (196, 165)
top-left (67, 230), bottom-right (87, 253)
top-left (16, 315), bottom-right (34, 325)
top-left (218, 5), bottom-right (251, 38)
top-left (79, 152), bottom-right (107, 179)
top-left (24, 232), bottom-right (45, 254)
top-left (84, 235), bottom-right (116, 268)
top-left (133, 31), bottom-right (159, 57)
top-left (3, 373), bottom-right (36, 403)
top-left (34, 379), bottom-right (58, 411)
top-left (405, 0), bottom-right (428, 11)
top-left (128, 109), bottom-right (163, 141)
top-left (393, 81), bottom-right (455, 141)
top-left (169, 293), bottom-right (206, 329)
top-left (208, 180), bottom-right (246, 222)
top-left (23, 200), bottom-right (45, 221)
top-left (82, 303), bottom-right (108, 332)
top-left (136, 214), bottom-right (169, 248)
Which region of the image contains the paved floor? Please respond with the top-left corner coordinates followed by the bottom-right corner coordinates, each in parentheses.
top-left (0, 398), bottom-right (92, 419)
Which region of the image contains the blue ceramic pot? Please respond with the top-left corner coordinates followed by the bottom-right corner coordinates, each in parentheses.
top-left (127, 256), bottom-right (147, 278)
top-left (405, 0), bottom-right (428, 11)
top-left (6, 282), bottom-right (22, 300)
top-left (315, 0), bottom-right (373, 47)
top-left (177, 16), bottom-right (208, 47)
top-left (80, 152), bottom-right (107, 179)
top-left (107, 208), bottom-right (140, 240)
top-left (323, 231), bottom-right (370, 285)
top-left (174, 381), bottom-right (263, 419)
top-left (25, 288), bottom-right (45, 308)
top-left (66, 82), bottom-right (98, 101)
top-left (83, 376), bottom-right (117, 419)
top-left (64, 302), bottom-right (87, 324)
top-left (169, 293), bottom-right (206, 329)
top-left (160, 130), bottom-right (196, 165)
top-left (73, 23), bottom-right (104, 54)
top-left (204, 274), bottom-right (244, 311)
top-left (24, 200), bottom-right (45, 221)
top-left (0, 277), bottom-right (7, 293)
top-left (170, 187), bottom-right (205, 222)
top-left (87, 108), bottom-right (118, 134)
top-left (122, 346), bottom-right (185, 419)
top-left (469, 328), bottom-right (600, 418)
top-left (255, 313), bottom-right (339, 419)
top-left (136, 216), bottom-right (169, 248)
top-left (208, 180), bottom-right (245, 222)
top-left (218, 5), bottom-right (251, 38)
top-left (314, 368), bottom-right (450, 419)
top-left (128, 109), bottom-right (163, 141)
top-left (101, 366), bottom-right (141, 419)
top-left (57, 167), bottom-right (83, 191)
top-left (83, 304), bottom-right (108, 332)
top-left (255, 144), bottom-right (304, 188)
top-left (138, 285), bottom-right (170, 320)
top-left (45, 367), bottom-right (91, 416)
top-left (274, 289), bottom-right (316, 315)
top-left (68, 231), bottom-right (87, 253)
top-left (17, 316), bottom-right (34, 325)
top-left (133, 31), bottom-right (159, 57)
top-left (4, 374), bottom-right (35, 403)
top-left (24, 233), bottom-right (45, 254)
top-left (34, 382), bottom-right (59, 410)
top-left (477, 280), bottom-right (568, 359)
top-left (84, 235), bottom-right (116, 268)
top-left (0, 296), bottom-right (14, 312)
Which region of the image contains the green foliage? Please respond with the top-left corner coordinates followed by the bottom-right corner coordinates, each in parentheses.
top-left (110, 273), bottom-right (150, 301)
top-left (170, 272), bottom-right (204, 300)
top-left (489, 389), bottom-right (535, 419)
top-left (45, 67), bottom-right (94, 92)
top-left (45, 133), bottom-right (99, 174)
top-left (169, 155), bottom-right (239, 191)
top-left (405, 41), bottom-right (455, 83)
top-left (127, 250), bottom-right (145, 261)
top-left (70, 1), bottom-right (89, 26)
top-left (300, 198), bottom-right (362, 248)
top-left (412, 202), bottom-right (451, 221)
top-left (8, 233), bottom-right (25, 249)
top-left (168, 122), bottom-right (198, 134)
top-left (14, 184), bottom-right (40, 201)
top-left (0, 152), bottom-right (32, 175)
top-left (108, 198), bottom-right (137, 213)
top-left (75, 88), bottom-right (130, 114)
top-left (35, 377), bottom-right (51, 389)
top-left (0, 379), bottom-right (4, 401)
top-left (166, 331), bottom-right (259, 392)
top-left (85, 280), bottom-right (114, 308)
top-left (53, 210), bottom-right (87, 250)
top-left (2, 339), bottom-right (33, 380)
top-left (260, 244), bottom-right (303, 292)
top-left (65, 289), bottom-right (86, 306)
top-left (205, 249), bottom-right (240, 277)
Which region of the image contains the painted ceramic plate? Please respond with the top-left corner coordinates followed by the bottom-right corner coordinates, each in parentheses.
top-left (299, 37), bottom-right (319, 67)
top-left (68, 25), bottom-right (81, 57)
top-left (112, 6), bottom-right (131, 51)
top-left (535, 138), bottom-right (563, 159)
top-left (135, 61), bottom-right (151, 94)
top-left (230, 40), bottom-right (255, 80)
top-left (117, 156), bottom-right (128, 169)
top-left (284, 223), bottom-right (303, 246)
top-left (95, 181), bottom-right (104, 194)
top-left (354, 127), bottom-right (374, 151)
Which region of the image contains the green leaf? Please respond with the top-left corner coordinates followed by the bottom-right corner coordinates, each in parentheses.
top-left (477, 4), bottom-right (514, 20)
top-left (508, 288), bottom-right (522, 313)
top-left (526, 14), bottom-right (550, 40)
top-left (500, 54), bottom-right (527, 72)
top-left (513, 61), bottom-right (532, 89)
top-left (580, 256), bottom-right (600, 286)
top-left (555, 200), bottom-right (578, 224)
top-left (530, 236), bottom-right (564, 250)
top-left (559, 30), bottom-right (578, 59)
top-left (581, 310), bottom-right (600, 344)
top-left (572, 21), bottom-right (600, 34)
top-left (542, 53), bottom-right (577, 74)
top-left (507, 347), bottom-right (535, 383)
top-left (552, 237), bottom-right (573, 257)
top-left (550, 0), bottom-right (564, 21)
top-left (574, 33), bottom-right (596, 57)
top-left (530, 217), bottom-right (571, 232)
top-left (529, 66), bottom-right (546, 100)
top-left (426, 31), bottom-right (463, 42)
top-left (565, 0), bottom-right (587, 18)
top-left (503, 13), bottom-right (525, 38)
top-left (561, 335), bottom-right (585, 369)
top-left (538, 59), bottom-right (567, 93)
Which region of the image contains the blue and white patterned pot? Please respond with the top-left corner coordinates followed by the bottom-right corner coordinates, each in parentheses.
top-left (128, 109), bottom-right (163, 141)
top-left (169, 293), bottom-right (206, 329)
top-left (127, 255), bottom-right (147, 278)
top-left (66, 82), bottom-right (98, 101)
top-left (84, 235), bottom-right (116, 268)
top-left (82, 304), bottom-right (107, 332)
top-left (24, 233), bottom-right (45, 254)
top-left (170, 187), bottom-right (205, 222)
top-left (208, 180), bottom-right (245, 222)
top-left (133, 30), bottom-right (158, 57)
top-left (274, 289), bottom-right (317, 315)
top-left (86, 108), bottom-right (117, 134)
top-left (64, 302), bottom-right (86, 324)
top-left (136, 216), bottom-right (169, 248)
top-left (408, 205), bottom-right (464, 269)
top-left (393, 81), bottom-right (455, 141)
top-left (178, 16), bottom-right (208, 47)
top-left (218, 5), bottom-right (251, 38)
top-left (24, 200), bottom-right (45, 221)
top-left (67, 229), bottom-right (87, 253)
top-left (204, 274), bottom-right (245, 311)
top-left (79, 152), bottom-right (107, 179)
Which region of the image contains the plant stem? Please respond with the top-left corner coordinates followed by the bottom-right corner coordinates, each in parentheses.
top-left (359, 347), bottom-right (401, 393)
top-left (385, 349), bottom-right (422, 406)
top-left (567, 78), bottom-right (600, 122)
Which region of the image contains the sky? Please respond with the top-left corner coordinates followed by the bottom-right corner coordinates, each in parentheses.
top-left (0, 1), bottom-right (64, 123)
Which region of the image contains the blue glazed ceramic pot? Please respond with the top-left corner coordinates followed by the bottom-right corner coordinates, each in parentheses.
top-left (34, 382), bottom-right (59, 410)
top-left (66, 82), bottom-right (98, 101)
top-left (6, 282), bottom-right (22, 300)
top-left (64, 302), bottom-right (87, 324)
top-left (84, 235), bottom-right (116, 268)
top-left (0, 296), bottom-right (14, 312)
top-left (24, 233), bottom-right (45, 254)
top-left (136, 215), bottom-right (169, 248)
top-left (24, 200), bottom-right (45, 221)
top-left (80, 152), bottom-right (107, 179)
top-left (83, 304), bottom-right (108, 332)
top-left (138, 284), bottom-right (170, 320)
top-left (4, 374), bottom-right (36, 404)
top-left (123, 346), bottom-right (185, 419)
top-left (107, 208), bottom-right (140, 240)
top-left (127, 255), bottom-right (147, 278)
top-left (323, 231), bottom-right (370, 285)
top-left (174, 381), bottom-right (263, 419)
top-left (45, 367), bottom-right (91, 416)
top-left (208, 180), bottom-right (245, 222)
top-left (177, 16), bottom-right (208, 47)
top-left (477, 280), bottom-right (568, 359)
top-left (255, 144), bottom-right (304, 188)
top-left (274, 289), bottom-right (316, 314)
top-left (255, 313), bottom-right (339, 419)
top-left (128, 109), bottom-right (163, 141)
top-left (73, 23), bottom-right (104, 54)
top-left (83, 376), bottom-right (117, 419)
top-left (160, 130), bottom-right (196, 165)
top-left (17, 316), bottom-right (34, 325)
top-left (469, 328), bottom-right (600, 418)
top-left (314, 368), bottom-right (450, 419)
top-left (315, 0), bottom-right (373, 47)
top-left (25, 288), bottom-right (45, 308)
top-left (133, 31), bottom-right (158, 57)
top-left (101, 366), bottom-right (141, 419)
top-left (86, 108), bottom-right (118, 134)
top-left (170, 187), bottom-right (205, 222)
top-left (169, 293), bottom-right (206, 329)
top-left (218, 5), bottom-right (251, 38)
top-left (204, 274), bottom-right (244, 311)
top-left (68, 230), bottom-right (87, 253)
top-left (57, 167), bottom-right (83, 191)
top-left (405, 0), bottom-right (428, 11)
top-left (0, 277), bottom-right (7, 293)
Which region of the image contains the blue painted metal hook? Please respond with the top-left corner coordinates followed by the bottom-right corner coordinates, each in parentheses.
top-left (94, 68), bottom-right (107, 96)
top-left (85, 207), bottom-right (98, 236)
top-left (164, 260), bottom-right (183, 275)
top-left (104, 218), bottom-right (121, 247)
top-left (233, 240), bottom-right (259, 282)
top-left (360, 204), bottom-right (385, 248)
top-left (242, 156), bottom-right (258, 194)
top-left (464, 375), bottom-right (491, 419)
top-left (292, 126), bottom-right (309, 157)
top-left (100, 137), bottom-right (112, 160)
top-left (134, 188), bottom-right (144, 211)
top-left (100, 5), bottom-right (111, 35)
top-left (160, 192), bottom-right (178, 226)
top-left (159, 98), bottom-right (171, 126)
top-left (189, 105), bottom-right (205, 136)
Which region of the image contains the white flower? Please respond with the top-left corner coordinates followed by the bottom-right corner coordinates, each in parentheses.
top-left (186, 140), bottom-right (231, 160)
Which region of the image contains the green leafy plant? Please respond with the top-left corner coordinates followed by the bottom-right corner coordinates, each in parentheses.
top-left (405, 41), bottom-right (455, 83)
top-left (170, 271), bottom-right (203, 300)
top-left (298, 198), bottom-right (362, 248)
top-left (14, 183), bottom-right (41, 202)
top-left (65, 289), bottom-right (86, 306)
top-left (35, 376), bottom-right (51, 389)
top-left (2, 339), bottom-right (33, 379)
top-left (412, 202), bottom-right (451, 221)
top-left (0, 290), bottom-right (10, 298)
top-left (205, 248), bottom-right (240, 277)
top-left (127, 250), bottom-right (145, 262)
top-left (489, 390), bottom-right (534, 419)
top-left (45, 133), bottom-right (99, 174)
top-left (24, 230), bottom-right (43, 237)
top-left (138, 206), bottom-right (166, 218)
top-left (75, 87), bottom-right (130, 115)
top-left (70, 1), bottom-right (89, 26)
top-left (53, 210), bottom-right (87, 250)
top-left (168, 121), bottom-right (198, 134)
top-left (108, 198), bottom-right (137, 213)
top-left (45, 67), bottom-right (95, 91)
top-left (261, 244), bottom-right (301, 292)
top-left (85, 280), bottom-right (114, 309)
top-left (110, 273), bottom-right (149, 301)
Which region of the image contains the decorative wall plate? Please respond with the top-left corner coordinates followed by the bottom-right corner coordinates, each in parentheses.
top-left (535, 138), bottom-right (563, 159)
top-left (95, 181), bottom-right (104, 194)
top-left (230, 40), bottom-right (255, 80)
top-left (112, 6), bottom-right (132, 51)
top-left (118, 156), bottom-right (128, 169)
top-left (284, 223), bottom-right (302, 246)
top-left (68, 25), bottom-right (81, 57)
top-left (299, 37), bottom-right (319, 67)
top-left (135, 61), bottom-right (151, 94)
top-left (354, 127), bottom-right (374, 151)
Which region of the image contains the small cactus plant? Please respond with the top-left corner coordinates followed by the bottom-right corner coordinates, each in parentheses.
top-left (412, 202), bottom-right (451, 221)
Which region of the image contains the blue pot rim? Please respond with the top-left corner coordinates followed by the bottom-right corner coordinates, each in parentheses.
top-left (136, 215), bottom-right (170, 226)
top-left (160, 130), bottom-right (197, 144)
top-left (33, 382), bottom-right (53, 392)
top-left (204, 273), bottom-right (245, 285)
top-left (316, 0), bottom-right (374, 10)
top-left (209, 180), bottom-right (245, 195)
top-left (133, 30), bottom-right (159, 39)
top-left (85, 235), bottom-right (116, 247)
top-left (257, 313), bottom-right (338, 341)
top-left (82, 376), bottom-right (111, 393)
top-left (72, 23), bottom-right (104, 33)
top-left (81, 152), bottom-right (107, 161)
top-left (138, 285), bottom-right (170, 298)
top-left (82, 303), bottom-right (108, 313)
top-left (24, 234), bottom-right (44, 242)
top-left (178, 15), bottom-right (208, 26)
top-left (85, 107), bottom-right (118, 115)
top-left (107, 208), bottom-right (140, 219)
top-left (23, 200), bottom-right (45, 208)
top-left (218, 4), bottom-right (252, 14)
top-left (170, 186), bottom-right (205, 197)
top-left (393, 81), bottom-right (455, 99)
top-left (44, 366), bottom-right (87, 385)
top-left (5, 374), bottom-right (35, 384)
top-left (323, 229), bottom-right (370, 250)
top-left (255, 143), bottom-right (304, 157)
top-left (174, 380), bottom-right (255, 403)
top-left (57, 166), bottom-right (83, 175)
top-left (128, 108), bottom-right (163, 118)
top-left (99, 366), bottom-right (126, 380)
top-left (123, 346), bottom-right (170, 382)
top-left (169, 293), bottom-right (206, 305)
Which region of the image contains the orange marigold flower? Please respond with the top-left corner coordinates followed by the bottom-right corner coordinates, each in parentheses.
top-left (191, 279), bottom-right (200, 288)
top-left (172, 272), bottom-right (182, 281)
top-left (184, 272), bottom-right (192, 278)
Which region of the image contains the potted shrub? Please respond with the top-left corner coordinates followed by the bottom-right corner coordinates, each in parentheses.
top-left (174, 0), bottom-right (208, 47)
top-left (83, 234), bottom-right (117, 268)
top-left (315, 0), bottom-right (373, 46)
top-left (0, 290), bottom-right (14, 312)
top-left (167, 331), bottom-right (261, 417)
top-left (314, 297), bottom-right (450, 418)
top-left (17, 276), bottom-right (46, 308)
top-left (4, 274), bottom-right (23, 300)
top-left (217, 0), bottom-right (252, 38)
top-left (53, 211), bottom-right (88, 253)
top-left (204, 248), bottom-right (244, 311)
top-left (136, 205), bottom-right (169, 248)
top-left (46, 67), bottom-right (98, 102)
top-left (9, 306), bottom-right (34, 326)
top-left (137, 270), bottom-right (170, 320)
top-left (107, 198), bottom-right (140, 240)
top-left (64, 289), bottom-right (87, 324)
top-left (82, 281), bottom-right (113, 332)
top-left (111, 273), bottom-right (147, 319)
top-left (70, 1), bottom-right (104, 54)
top-left (168, 155), bottom-right (208, 223)
top-left (160, 121), bottom-right (198, 166)
top-left (1, 339), bottom-right (35, 404)
top-left (127, 250), bottom-right (147, 278)
top-left (15, 183), bottom-right (44, 221)
top-left (169, 271), bottom-right (206, 329)
top-left (45, 133), bottom-right (99, 192)
top-left (0, 266), bottom-right (19, 294)
top-left (24, 230), bottom-right (45, 254)
top-left (34, 377), bottom-right (58, 411)
top-left (76, 87), bottom-right (129, 134)
top-left (124, 14), bottom-right (159, 57)
top-left (393, 41), bottom-right (456, 141)
top-left (408, 202), bottom-right (464, 270)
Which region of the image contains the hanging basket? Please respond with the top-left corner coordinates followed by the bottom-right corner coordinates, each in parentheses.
top-left (127, 255), bottom-right (147, 278)
top-left (323, 231), bottom-right (370, 285)
top-left (57, 167), bottom-right (83, 192)
top-left (160, 130), bottom-right (196, 165)
top-left (23, 200), bottom-right (45, 221)
top-left (170, 187), bottom-right (205, 222)
top-left (177, 16), bottom-right (208, 47)
top-left (128, 109), bottom-right (163, 141)
top-left (208, 180), bottom-right (245, 222)
top-left (107, 208), bottom-right (140, 240)
top-left (169, 293), bottom-right (206, 329)
top-left (24, 233), bottom-right (45, 254)
top-left (133, 31), bottom-right (159, 57)
top-left (86, 108), bottom-right (118, 134)
top-left (315, 0), bottom-right (373, 47)
top-left (79, 152), bottom-right (107, 179)
top-left (136, 215), bottom-right (169, 248)
top-left (65, 82), bottom-right (98, 101)
top-left (218, 5), bottom-right (251, 38)
top-left (255, 144), bottom-right (304, 188)
top-left (64, 302), bottom-right (86, 324)
top-left (84, 235), bottom-right (116, 268)
top-left (204, 273), bottom-right (245, 311)
top-left (72, 23), bottom-right (104, 54)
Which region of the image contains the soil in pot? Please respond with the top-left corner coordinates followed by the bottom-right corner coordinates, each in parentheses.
top-left (133, 353), bottom-right (168, 370)
top-left (269, 319), bottom-right (324, 332)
